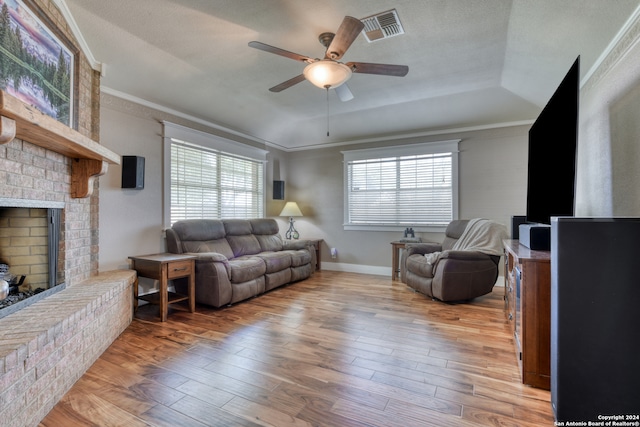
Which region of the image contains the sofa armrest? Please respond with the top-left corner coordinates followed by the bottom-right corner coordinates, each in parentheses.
top-left (165, 228), bottom-right (182, 254)
top-left (405, 242), bottom-right (442, 256)
top-left (283, 240), bottom-right (310, 250)
top-left (400, 243), bottom-right (442, 282)
top-left (283, 240), bottom-right (316, 274)
top-left (438, 250), bottom-right (495, 261)
top-left (191, 251), bottom-right (229, 263)
top-left (185, 252), bottom-right (234, 307)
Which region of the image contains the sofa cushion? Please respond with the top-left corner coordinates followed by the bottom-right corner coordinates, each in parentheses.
top-left (223, 219), bottom-right (253, 235)
top-left (255, 251), bottom-right (292, 273)
top-left (171, 219), bottom-right (236, 258)
top-left (255, 234), bottom-right (283, 252)
top-left (250, 218), bottom-right (279, 235)
top-left (226, 234), bottom-right (262, 257)
top-left (173, 219), bottom-right (226, 240)
top-left (250, 219), bottom-right (283, 252)
top-left (442, 219), bottom-right (469, 250)
top-left (223, 220), bottom-right (262, 257)
top-left (228, 257), bottom-right (266, 283)
top-left (182, 239), bottom-right (234, 259)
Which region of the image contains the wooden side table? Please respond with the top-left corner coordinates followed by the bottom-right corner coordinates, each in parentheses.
top-left (390, 241), bottom-right (406, 281)
top-left (306, 238), bottom-right (323, 271)
top-left (128, 253), bottom-right (196, 322)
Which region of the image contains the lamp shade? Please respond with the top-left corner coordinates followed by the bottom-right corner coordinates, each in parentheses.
top-left (279, 202), bottom-right (303, 217)
top-left (303, 60), bottom-right (352, 89)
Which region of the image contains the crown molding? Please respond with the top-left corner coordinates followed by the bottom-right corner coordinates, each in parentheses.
top-left (100, 87), bottom-right (282, 150)
top-left (582, 3), bottom-right (640, 91)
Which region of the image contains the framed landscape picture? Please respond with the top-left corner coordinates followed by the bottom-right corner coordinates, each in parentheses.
top-left (0, 0), bottom-right (75, 127)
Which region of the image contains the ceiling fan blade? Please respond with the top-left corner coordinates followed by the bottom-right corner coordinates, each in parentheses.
top-left (248, 41), bottom-right (313, 63)
top-left (335, 84), bottom-right (354, 102)
top-left (269, 74), bottom-right (307, 92)
top-left (325, 16), bottom-right (365, 60)
top-left (346, 62), bottom-right (409, 77)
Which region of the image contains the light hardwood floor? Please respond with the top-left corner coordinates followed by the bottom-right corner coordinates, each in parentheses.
top-left (40, 271), bottom-right (554, 427)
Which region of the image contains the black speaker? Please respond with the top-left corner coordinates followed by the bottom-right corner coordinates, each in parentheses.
top-left (519, 223), bottom-right (551, 250)
top-left (121, 156), bottom-right (145, 189)
top-left (511, 215), bottom-right (526, 239)
top-left (551, 218), bottom-right (640, 422)
top-left (273, 180), bottom-right (285, 200)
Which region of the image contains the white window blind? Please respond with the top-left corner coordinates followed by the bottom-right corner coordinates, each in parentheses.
top-left (343, 141), bottom-right (459, 230)
top-left (163, 122), bottom-right (267, 226)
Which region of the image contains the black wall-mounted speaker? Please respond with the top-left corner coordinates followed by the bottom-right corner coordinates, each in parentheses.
top-left (121, 156), bottom-right (145, 189)
top-left (273, 180), bottom-right (285, 200)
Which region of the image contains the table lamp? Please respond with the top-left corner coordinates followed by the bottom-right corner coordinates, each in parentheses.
top-left (279, 202), bottom-right (303, 239)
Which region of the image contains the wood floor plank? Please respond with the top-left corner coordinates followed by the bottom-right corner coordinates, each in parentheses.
top-left (138, 404), bottom-right (210, 427)
top-left (169, 395), bottom-right (263, 427)
top-left (221, 396), bottom-right (312, 427)
top-left (39, 271), bottom-right (553, 427)
top-left (174, 379), bottom-right (236, 407)
top-left (60, 392), bottom-right (149, 427)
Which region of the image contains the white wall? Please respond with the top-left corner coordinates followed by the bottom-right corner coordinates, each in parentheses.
top-left (577, 9), bottom-right (640, 216)
top-left (99, 101), bottom-right (165, 272)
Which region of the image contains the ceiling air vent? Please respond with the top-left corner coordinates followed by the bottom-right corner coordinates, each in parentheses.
top-left (361, 9), bottom-right (405, 42)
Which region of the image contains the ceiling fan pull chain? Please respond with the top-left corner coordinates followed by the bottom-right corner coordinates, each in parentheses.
top-left (326, 86), bottom-right (330, 137)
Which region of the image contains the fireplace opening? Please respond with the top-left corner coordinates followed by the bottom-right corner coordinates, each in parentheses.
top-left (0, 202), bottom-right (65, 319)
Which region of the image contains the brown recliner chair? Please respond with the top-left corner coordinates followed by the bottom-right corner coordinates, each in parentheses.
top-left (401, 219), bottom-right (507, 302)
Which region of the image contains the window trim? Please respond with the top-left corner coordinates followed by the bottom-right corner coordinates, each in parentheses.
top-left (342, 140), bottom-right (460, 232)
top-left (162, 121), bottom-right (268, 228)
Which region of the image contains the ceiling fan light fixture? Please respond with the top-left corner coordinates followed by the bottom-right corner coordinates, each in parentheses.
top-left (303, 60), bottom-right (352, 89)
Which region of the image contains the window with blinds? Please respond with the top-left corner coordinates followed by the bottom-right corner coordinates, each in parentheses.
top-left (163, 122), bottom-right (267, 226)
top-left (343, 141), bottom-right (459, 230)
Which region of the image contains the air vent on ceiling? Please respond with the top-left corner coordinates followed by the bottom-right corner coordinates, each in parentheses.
top-left (361, 9), bottom-right (405, 42)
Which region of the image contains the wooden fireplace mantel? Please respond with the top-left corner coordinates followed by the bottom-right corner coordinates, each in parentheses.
top-left (0, 90), bottom-right (120, 198)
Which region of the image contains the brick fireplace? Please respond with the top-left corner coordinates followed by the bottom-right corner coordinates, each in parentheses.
top-left (0, 1), bottom-right (135, 426)
top-left (0, 202), bottom-right (64, 320)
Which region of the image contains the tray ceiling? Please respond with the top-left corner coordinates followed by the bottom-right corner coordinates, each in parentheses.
top-left (63, 0), bottom-right (640, 150)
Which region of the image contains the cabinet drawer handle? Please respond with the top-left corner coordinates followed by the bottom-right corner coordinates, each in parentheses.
top-left (173, 267), bottom-right (188, 271)
top-left (509, 313), bottom-right (513, 320)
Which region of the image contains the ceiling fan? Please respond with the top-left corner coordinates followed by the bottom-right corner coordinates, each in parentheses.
top-left (248, 16), bottom-right (409, 102)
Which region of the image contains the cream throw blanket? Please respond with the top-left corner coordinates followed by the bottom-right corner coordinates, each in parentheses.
top-left (425, 218), bottom-right (508, 264)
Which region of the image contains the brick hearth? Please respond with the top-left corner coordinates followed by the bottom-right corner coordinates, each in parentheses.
top-left (0, 270), bottom-right (135, 427)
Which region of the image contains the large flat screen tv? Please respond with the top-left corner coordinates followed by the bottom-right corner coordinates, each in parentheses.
top-left (525, 56), bottom-right (580, 225)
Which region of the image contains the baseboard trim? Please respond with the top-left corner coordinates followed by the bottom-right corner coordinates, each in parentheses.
top-left (321, 262), bottom-right (391, 277)
top-left (320, 265), bottom-right (506, 288)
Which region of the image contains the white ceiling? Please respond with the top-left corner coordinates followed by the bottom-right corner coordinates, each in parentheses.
top-left (63, 0), bottom-right (640, 150)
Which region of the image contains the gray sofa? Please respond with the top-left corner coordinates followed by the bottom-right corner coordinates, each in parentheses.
top-left (166, 218), bottom-right (315, 307)
top-left (401, 219), bottom-right (506, 302)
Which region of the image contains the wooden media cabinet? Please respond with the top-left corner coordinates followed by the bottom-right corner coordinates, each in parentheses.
top-left (503, 239), bottom-right (551, 390)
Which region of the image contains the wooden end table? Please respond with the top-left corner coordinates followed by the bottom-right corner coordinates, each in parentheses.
top-left (390, 241), bottom-right (406, 281)
top-left (128, 253), bottom-right (196, 321)
top-left (306, 238), bottom-right (323, 271)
